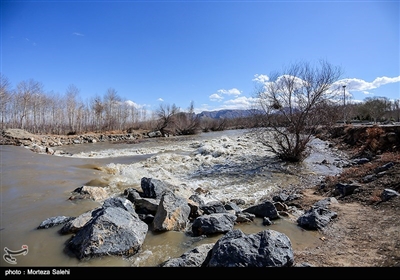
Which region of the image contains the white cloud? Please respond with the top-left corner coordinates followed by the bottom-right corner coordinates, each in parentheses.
top-left (333, 76), bottom-right (400, 92)
top-left (209, 93), bottom-right (223, 101)
top-left (209, 88), bottom-right (241, 102)
top-left (223, 96), bottom-right (257, 108)
top-left (216, 88), bottom-right (241, 96)
top-left (252, 74), bottom-right (269, 84)
top-left (124, 100), bottom-right (142, 108)
top-left (157, 98), bottom-right (164, 102)
top-left (72, 32), bottom-right (84, 36)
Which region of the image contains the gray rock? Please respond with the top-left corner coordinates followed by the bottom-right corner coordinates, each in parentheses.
top-left (141, 177), bottom-right (170, 199)
top-left (203, 229), bottom-right (294, 267)
top-left (243, 200), bottom-right (279, 220)
top-left (66, 206), bottom-right (148, 260)
top-left (59, 210), bottom-right (94, 234)
top-left (152, 191), bottom-right (191, 232)
top-left (335, 183), bottom-right (360, 197)
top-left (69, 185), bottom-right (109, 201)
top-left (192, 213), bottom-right (237, 236)
top-left (37, 216), bottom-right (74, 229)
top-left (200, 201), bottom-right (228, 214)
top-left (158, 243), bottom-right (214, 267)
top-left (297, 206), bottom-right (337, 230)
top-left (381, 189), bottom-right (400, 202)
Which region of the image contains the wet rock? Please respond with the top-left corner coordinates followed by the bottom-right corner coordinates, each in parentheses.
top-left (158, 243), bottom-right (214, 267)
top-left (263, 217), bottom-right (272, 226)
top-left (66, 204), bottom-right (148, 260)
top-left (224, 202), bottom-right (242, 213)
top-left (202, 229), bottom-right (294, 267)
top-left (243, 200), bottom-right (279, 220)
top-left (141, 177), bottom-right (170, 199)
top-left (152, 191), bottom-right (191, 232)
top-left (59, 210), bottom-right (94, 234)
top-left (235, 212), bottom-right (255, 223)
top-left (37, 216), bottom-right (75, 229)
top-left (192, 213), bottom-right (236, 236)
top-left (69, 185), bottom-right (109, 201)
top-left (200, 201), bottom-right (228, 214)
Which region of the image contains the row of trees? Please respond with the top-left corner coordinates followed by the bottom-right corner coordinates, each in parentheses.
top-left (0, 73), bottom-right (256, 136)
top-left (0, 74), bottom-right (151, 134)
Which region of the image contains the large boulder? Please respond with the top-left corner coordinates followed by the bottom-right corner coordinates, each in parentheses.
top-left (66, 199), bottom-right (148, 260)
top-left (202, 229), bottom-right (294, 267)
top-left (152, 191), bottom-right (191, 232)
top-left (192, 213), bottom-right (236, 236)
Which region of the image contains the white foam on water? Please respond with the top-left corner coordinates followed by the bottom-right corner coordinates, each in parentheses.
top-left (94, 133), bottom-right (294, 205)
top-left (57, 130), bottom-right (344, 206)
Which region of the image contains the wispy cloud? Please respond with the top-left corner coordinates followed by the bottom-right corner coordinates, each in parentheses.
top-left (216, 88), bottom-right (241, 96)
top-left (209, 93), bottom-right (223, 102)
top-left (333, 76), bottom-right (400, 93)
top-left (209, 88), bottom-right (241, 102)
top-left (222, 96), bottom-right (257, 109)
top-left (124, 100), bottom-right (144, 108)
top-left (157, 98), bottom-right (164, 102)
top-left (25, 37), bottom-right (36, 46)
top-left (72, 32), bottom-right (85, 36)
top-left (254, 73), bottom-right (400, 97)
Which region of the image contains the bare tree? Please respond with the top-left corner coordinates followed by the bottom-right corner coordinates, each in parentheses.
top-left (90, 95), bottom-right (104, 132)
top-left (252, 60), bottom-right (343, 162)
top-left (359, 96), bottom-right (391, 123)
top-left (65, 84), bottom-right (80, 133)
top-left (0, 73), bottom-right (13, 130)
top-left (174, 101), bottom-right (201, 135)
top-left (156, 103), bottom-right (180, 136)
top-left (104, 88), bottom-right (121, 131)
top-left (14, 79), bottom-right (43, 130)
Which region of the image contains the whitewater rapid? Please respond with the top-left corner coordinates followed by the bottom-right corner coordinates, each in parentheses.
top-left (57, 129), bottom-right (345, 206)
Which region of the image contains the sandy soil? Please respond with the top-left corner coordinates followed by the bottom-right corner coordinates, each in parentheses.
top-left (291, 145), bottom-right (400, 267)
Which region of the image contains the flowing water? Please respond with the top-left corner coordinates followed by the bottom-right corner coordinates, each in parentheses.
top-left (0, 129), bottom-right (345, 267)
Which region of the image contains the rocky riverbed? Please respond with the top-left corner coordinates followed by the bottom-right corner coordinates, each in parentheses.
top-left (1, 126), bottom-right (400, 267)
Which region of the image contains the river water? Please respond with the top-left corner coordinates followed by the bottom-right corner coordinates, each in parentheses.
top-left (0, 129), bottom-right (345, 267)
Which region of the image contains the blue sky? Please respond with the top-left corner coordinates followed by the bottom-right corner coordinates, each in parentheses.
top-left (1, 0), bottom-right (399, 113)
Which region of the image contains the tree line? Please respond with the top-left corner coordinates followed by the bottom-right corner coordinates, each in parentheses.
top-left (0, 73), bottom-right (258, 136)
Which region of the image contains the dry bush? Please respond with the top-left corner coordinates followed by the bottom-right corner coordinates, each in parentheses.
top-left (362, 126), bottom-right (386, 152)
top-left (369, 189), bottom-right (383, 204)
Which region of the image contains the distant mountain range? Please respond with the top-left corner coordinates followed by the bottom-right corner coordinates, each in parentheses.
top-left (196, 109), bottom-right (261, 119)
